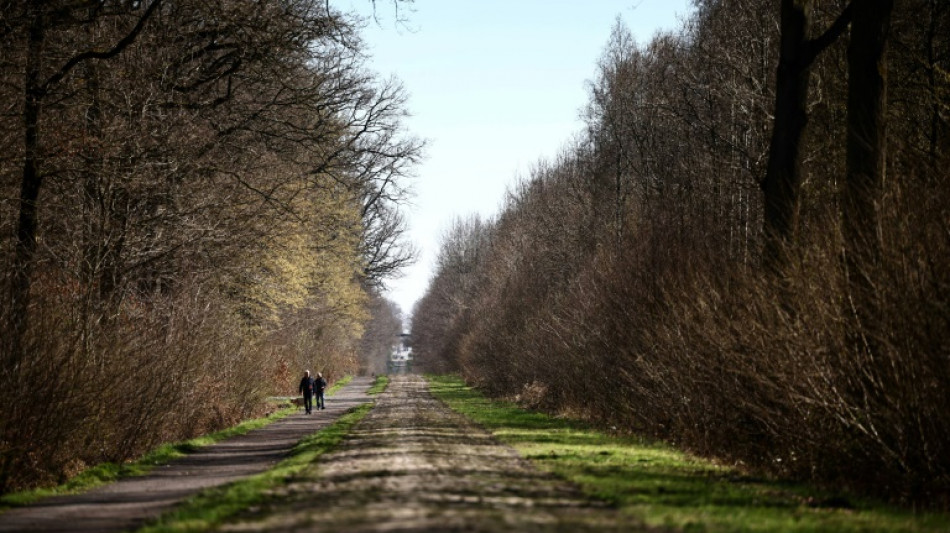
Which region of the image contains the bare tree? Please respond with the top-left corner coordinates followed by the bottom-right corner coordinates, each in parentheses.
top-left (5, 0), bottom-right (162, 366)
top-left (412, 0), bottom-right (950, 505)
top-left (841, 0), bottom-right (895, 350)
top-left (761, 0), bottom-right (851, 263)
top-left (359, 291), bottom-right (403, 374)
top-left (0, 0), bottom-right (421, 491)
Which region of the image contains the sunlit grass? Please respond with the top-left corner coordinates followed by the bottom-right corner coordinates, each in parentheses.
top-left (136, 373), bottom-right (385, 532)
top-left (325, 374), bottom-right (353, 395)
top-left (367, 374), bottom-right (389, 395)
top-left (427, 374), bottom-right (950, 532)
top-left (136, 402), bottom-right (374, 533)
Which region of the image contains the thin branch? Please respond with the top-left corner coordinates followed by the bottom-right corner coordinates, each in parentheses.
top-left (804, 2), bottom-right (853, 64)
top-left (40, 0), bottom-right (163, 95)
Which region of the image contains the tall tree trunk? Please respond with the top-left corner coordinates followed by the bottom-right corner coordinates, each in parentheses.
top-left (842, 0), bottom-right (894, 347)
top-left (762, 1), bottom-right (852, 266)
top-left (80, 57), bottom-right (107, 360)
top-left (6, 1), bottom-right (162, 364)
top-left (761, 0), bottom-right (811, 265)
top-left (8, 6), bottom-right (46, 367)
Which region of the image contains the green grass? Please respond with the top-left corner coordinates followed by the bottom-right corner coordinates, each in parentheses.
top-left (366, 374), bottom-right (389, 395)
top-left (136, 399), bottom-right (376, 532)
top-left (427, 374), bottom-right (950, 533)
top-left (326, 374), bottom-right (353, 395)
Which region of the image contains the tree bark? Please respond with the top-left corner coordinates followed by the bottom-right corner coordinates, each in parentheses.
top-left (842, 0), bottom-right (894, 342)
top-left (762, 0), bottom-right (811, 265)
top-left (8, 4), bottom-right (46, 366)
top-left (762, 1), bottom-right (852, 266)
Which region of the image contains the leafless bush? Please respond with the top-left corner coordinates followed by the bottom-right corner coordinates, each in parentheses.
top-left (0, 278), bottom-right (230, 489)
top-left (429, 160), bottom-right (950, 503)
top-left (412, 0), bottom-right (950, 506)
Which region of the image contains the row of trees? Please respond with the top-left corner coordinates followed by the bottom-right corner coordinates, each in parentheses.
top-left (414, 0), bottom-right (949, 505)
top-left (0, 0), bottom-right (414, 492)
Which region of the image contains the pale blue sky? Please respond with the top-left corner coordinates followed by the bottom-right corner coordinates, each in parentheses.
top-left (348, 0), bottom-right (695, 318)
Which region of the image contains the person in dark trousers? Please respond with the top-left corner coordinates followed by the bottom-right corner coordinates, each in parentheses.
top-left (298, 370), bottom-right (315, 414)
top-left (315, 372), bottom-right (328, 410)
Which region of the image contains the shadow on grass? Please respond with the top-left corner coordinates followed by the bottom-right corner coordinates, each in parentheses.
top-left (427, 374), bottom-right (950, 533)
top-left (134, 374), bottom-right (388, 532)
top-left (0, 400), bottom-right (296, 510)
top-left (1, 376), bottom-right (379, 511)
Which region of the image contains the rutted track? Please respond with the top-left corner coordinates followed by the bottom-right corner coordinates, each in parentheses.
top-left (223, 374), bottom-right (632, 532)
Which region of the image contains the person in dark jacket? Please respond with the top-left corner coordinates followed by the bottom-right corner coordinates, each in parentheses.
top-left (298, 370), bottom-right (315, 414)
top-left (315, 372), bottom-right (328, 410)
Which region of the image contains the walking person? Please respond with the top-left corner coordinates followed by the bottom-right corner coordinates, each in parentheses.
top-left (299, 370), bottom-right (315, 414)
top-left (315, 372), bottom-right (328, 410)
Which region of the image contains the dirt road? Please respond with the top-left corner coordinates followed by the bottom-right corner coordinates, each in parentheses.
top-left (0, 377), bottom-right (374, 533)
top-left (222, 374), bottom-right (632, 532)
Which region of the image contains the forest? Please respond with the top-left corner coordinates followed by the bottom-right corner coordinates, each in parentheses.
top-left (413, 0), bottom-right (950, 506)
top-left (0, 0), bottom-right (413, 491)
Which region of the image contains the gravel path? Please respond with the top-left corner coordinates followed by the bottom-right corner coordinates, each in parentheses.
top-left (0, 377), bottom-right (374, 533)
top-left (222, 374), bottom-right (634, 532)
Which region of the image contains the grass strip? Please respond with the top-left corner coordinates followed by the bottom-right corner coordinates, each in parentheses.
top-left (136, 400), bottom-right (375, 533)
top-left (366, 374), bottom-right (389, 395)
top-left (427, 374), bottom-right (950, 533)
top-left (326, 374), bottom-right (353, 395)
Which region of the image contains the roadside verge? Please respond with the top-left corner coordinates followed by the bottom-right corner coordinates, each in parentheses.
top-left (0, 376), bottom-right (381, 533)
top-left (427, 374), bottom-right (950, 532)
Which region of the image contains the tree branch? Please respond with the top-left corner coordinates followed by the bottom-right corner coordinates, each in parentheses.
top-left (804, 2), bottom-right (853, 64)
top-left (40, 0), bottom-right (163, 94)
